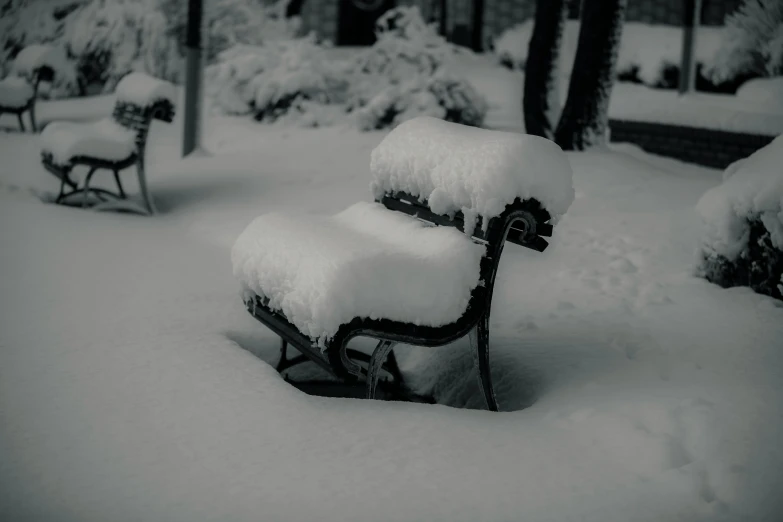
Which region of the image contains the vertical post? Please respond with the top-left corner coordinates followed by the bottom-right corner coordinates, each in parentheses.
top-left (471, 0), bottom-right (484, 52)
top-left (182, 0), bottom-right (204, 157)
top-left (679, 0), bottom-right (701, 95)
top-left (439, 0), bottom-right (448, 38)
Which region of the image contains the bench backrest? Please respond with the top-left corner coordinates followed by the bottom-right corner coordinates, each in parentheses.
top-left (376, 191), bottom-right (553, 253)
top-left (111, 99), bottom-right (175, 157)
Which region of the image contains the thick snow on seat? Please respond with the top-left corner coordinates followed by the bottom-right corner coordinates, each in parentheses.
top-left (0, 76), bottom-right (34, 108)
top-left (232, 201), bottom-right (486, 348)
top-left (115, 72), bottom-right (176, 108)
top-left (370, 116), bottom-right (575, 232)
top-left (40, 119), bottom-right (137, 166)
top-left (697, 134), bottom-right (783, 260)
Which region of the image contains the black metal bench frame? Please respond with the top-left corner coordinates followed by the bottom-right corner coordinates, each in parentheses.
top-left (0, 65), bottom-right (54, 132)
top-left (244, 192), bottom-right (554, 411)
top-left (41, 99), bottom-right (175, 215)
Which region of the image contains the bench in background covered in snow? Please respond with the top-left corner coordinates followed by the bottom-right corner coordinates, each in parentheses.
top-left (40, 72), bottom-right (175, 216)
top-left (232, 117), bottom-right (575, 411)
top-left (0, 45), bottom-right (61, 132)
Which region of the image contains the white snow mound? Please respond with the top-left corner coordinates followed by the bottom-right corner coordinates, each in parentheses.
top-left (40, 119), bottom-right (137, 166)
top-left (12, 44), bottom-right (64, 76)
top-left (0, 76), bottom-right (34, 108)
top-left (115, 72), bottom-right (176, 108)
top-left (696, 134), bottom-right (783, 260)
top-left (370, 116), bottom-right (574, 227)
top-left (231, 201), bottom-right (486, 348)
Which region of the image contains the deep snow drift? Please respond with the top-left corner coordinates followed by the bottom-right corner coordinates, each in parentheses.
top-left (1, 55), bottom-right (782, 522)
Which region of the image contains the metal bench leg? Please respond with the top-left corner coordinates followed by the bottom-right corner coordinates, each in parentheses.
top-left (366, 340), bottom-right (396, 400)
top-left (17, 113), bottom-right (25, 132)
top-left (136, 161), bottom-right (156, 215)
top-left (470, 314), bottom-right (498, 412)
top-left (29, 106), bottom-right (37, 133)
top-left (113, 169), bottom-right (126, 199)
top-left (276, 339), bottom-right (288, 371)
top-left (83, 167), bottom-right (99, 208)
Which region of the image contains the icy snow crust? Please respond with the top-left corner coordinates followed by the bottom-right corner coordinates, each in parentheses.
top-left (371, 117), bottom-right (575, 228)
top-left (232, 201), bottom-right (485, 348)
top-left (115, 72), bottom-right (176, 108)
top-left (697, 134), bottom-right (783, 260)
top-left (0, 76), bottom-right (34, 108)
top-left (40, 119), bottom-right (136, 166)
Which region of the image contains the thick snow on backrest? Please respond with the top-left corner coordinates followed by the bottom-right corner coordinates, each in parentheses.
top-left (115, 72), bottom-right (176, 108)
top-left (370, 116), bottom-right (574, 229)
top-left (12, 44), bottom-right (64, 77)
top-left (697, 134), bottom-right (783, 259)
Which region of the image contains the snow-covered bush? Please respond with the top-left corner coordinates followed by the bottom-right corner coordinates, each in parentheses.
top-left (62, 0), bottom-right (181, 93)
top-left (10, 44), bottom-right (77, 97)
top-left (349, 6), bottom-right (486, 130)
top-left (206, 5), bottom-right (487, 130)
top-left (206, 36), bottom-right (350, 126)
top-left (704, 0), bottom-right (783, 83)
top-left (1, 0), bottom-right (180, 96)
top-left (159, 0), bottom-right (299, 64)
top-left (696, 135), bottom-right (783, 300)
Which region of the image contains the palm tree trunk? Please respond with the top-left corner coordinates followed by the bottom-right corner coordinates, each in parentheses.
top-left (523, 0), bottom-right (568, 139)
top-left (555, 0), bottom-right (626, 151)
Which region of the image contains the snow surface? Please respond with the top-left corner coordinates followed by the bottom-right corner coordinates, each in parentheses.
top-left (115, 71), bottom-right (176, 108)
top-left (40, 118), bottom-right (137, 166)
top-left (696, 134), bottom-right (783, 260)
top-left (370, 116), bottom-right (574, 228)
top-left (0, 76), bottom-right (34, 108)
top-left (736, 77), bottom-right (783, 109)
top-left (2, 52), bottom-right (783, 522)
top-left (232, 201), bottom-right (485, 347)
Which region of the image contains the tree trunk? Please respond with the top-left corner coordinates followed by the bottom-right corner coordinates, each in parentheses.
top-left (523, 0), bottom-right (568, 139)
top-left (555, 0), bottom-right (627, 151)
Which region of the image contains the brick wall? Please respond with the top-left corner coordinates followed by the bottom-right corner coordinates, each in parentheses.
top-left (608, 120), bottom-right (775, 169)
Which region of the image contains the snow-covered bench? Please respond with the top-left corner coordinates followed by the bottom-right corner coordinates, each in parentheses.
top-left (233, 117), bottom-right (574, 410)
top-left (40, 72), bottom-right (175, 215)
top-left (0, 45), bottom-right (59, 132)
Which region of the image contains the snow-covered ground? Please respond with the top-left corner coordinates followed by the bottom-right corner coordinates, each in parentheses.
top-left (1, 55), bottom-right (782, 522)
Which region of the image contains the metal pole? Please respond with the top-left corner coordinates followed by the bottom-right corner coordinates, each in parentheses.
top-left (679, 0), bottom-right (701, 95)
top-left (182, 0), bottom-right (204, 157)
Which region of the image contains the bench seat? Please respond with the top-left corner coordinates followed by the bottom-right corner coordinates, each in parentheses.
top-left (233, 201), bottom-right (486, 348)
top-left (40, 119), bottom-right (137, 166)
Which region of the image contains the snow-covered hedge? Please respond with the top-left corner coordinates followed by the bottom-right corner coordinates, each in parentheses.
top-left (703, 0), bottom-right (783, 84)
top-left (493, 20), bottom-right (724, 89)
top-left (1, 0), bottom-right (180, 96)
top-left (207, 6), bottom-right (487, 130)
top-left (696, 135), bottom-right (783, 300)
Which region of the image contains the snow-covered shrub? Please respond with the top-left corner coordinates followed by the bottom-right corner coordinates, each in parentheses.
top-left (704, 0), bottom-right (783, 83)
top-left (1, 0), bottom-right (180, 96)
top-left (696, 135), bottom-right (783, 300)
top-left (349, 6), bottom-right (486, 130)
top-left (159, 0), bottom-right (300, 64)
top-left (10, 44), bottom-right (77, 97)
top-left (62, 0), bottom-right (181, 93)
top-left (206, 36), bottom-right (350, 126)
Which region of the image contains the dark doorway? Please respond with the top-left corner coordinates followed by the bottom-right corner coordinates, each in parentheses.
top-left (337, 0), bottom-right (396, 46)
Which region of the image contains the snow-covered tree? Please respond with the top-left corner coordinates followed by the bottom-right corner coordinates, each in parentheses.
top-left (523, 0), bottom-right (568, 139)
top-left (705, 0), bottom-right (783, 83)
top-left (158, 0), bottom-right (299, 63)
top-left (555, 0), bottom-right (627, 151)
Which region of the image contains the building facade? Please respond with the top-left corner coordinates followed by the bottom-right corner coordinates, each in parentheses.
top-left (298, 0), bottom-right (743, 50)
